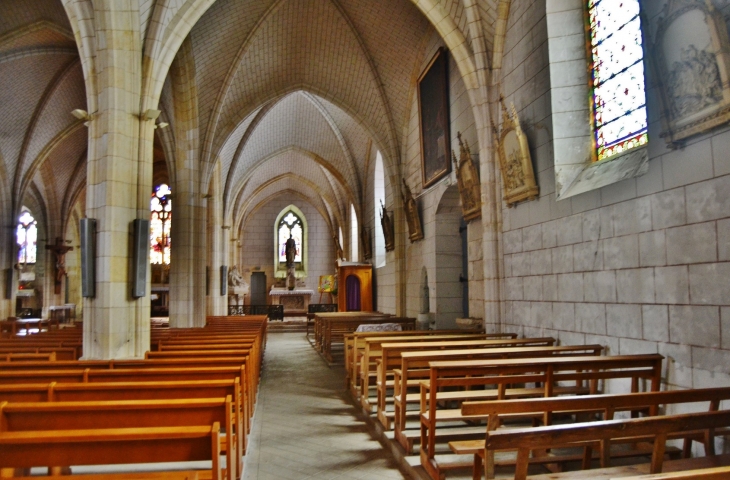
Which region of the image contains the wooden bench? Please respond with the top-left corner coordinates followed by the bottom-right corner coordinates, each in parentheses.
top-left (347, 332), bottom-right (516, 400)
top-left (0, 357), bottom-right (257, 423)
top-left (389, 344), bottom-right (603, 450)
top-left (306, 304), bottom-right (338, 337)
top-left (0, 423), bottom-right (223, 480)
top-left (10, 472), bottom-right (202, 480)
top-left (419, 354), bottom-right (664, 480)
top-left (0, 378), bottom-right (247, 459)
top-left (0, 352), bottom-right (56, 362)
top-left (0, 347), bottom-right (75, 361)
top-left (452, 386), bottom-right (730, 479)
top-left (323, 317), bottom-right (416, 362)
top-left (314, 312), bottom-right (392, 353)
top-left (0, 397), bottom-right (238, 480)
top-left (485, 410), bottom-right (730, 480)
top-left (375, 338), bottom-right (558, 422)
top-left (616, 466), bottom-right (730, 479)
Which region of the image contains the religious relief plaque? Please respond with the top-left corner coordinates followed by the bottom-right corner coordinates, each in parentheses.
top-left (494, 101), bottom-right (538, 207)
top-left (654, 0), bottom-right (730, 144)
top-left (452, 132), bottom-right (482, 222)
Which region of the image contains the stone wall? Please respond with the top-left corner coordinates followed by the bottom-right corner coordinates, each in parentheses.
top-left (498, 0), bottom-right (730, 392)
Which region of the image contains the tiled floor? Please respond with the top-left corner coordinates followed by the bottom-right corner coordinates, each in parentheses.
top-left (243, 332), bottom-right (409, 480)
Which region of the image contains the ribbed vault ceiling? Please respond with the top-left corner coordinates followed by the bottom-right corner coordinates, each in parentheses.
top-left (0, 0), bottom-right (500, 238)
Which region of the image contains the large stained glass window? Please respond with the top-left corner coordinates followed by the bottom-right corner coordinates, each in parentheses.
top-left (16, 210), bottom-right (37, 264)
top-left (278, 212), bottom-right (302, 263)
top-left (150, 184), bottom-right (171, 265)
top-left (588, 0), bottom-right (648, 161)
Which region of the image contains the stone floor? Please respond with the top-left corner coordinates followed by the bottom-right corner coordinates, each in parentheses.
top-left (242, 332), bottom-right (409, 480)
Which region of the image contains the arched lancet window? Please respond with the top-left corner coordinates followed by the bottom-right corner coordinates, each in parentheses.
top-left (16, 209), bottom-right (37, 264)
top-left (350, 204), bottom-right (358, 262)
top-left (274, 205), bottom-right (308, 278)
top-left (588, 0), bottom-right (648, 161)
top-left (373, 151), bottom-right (386, 268)
top-left (278, 211), bottom-right (302, 263)
top-left (150, 184), bottom-right (172, 265)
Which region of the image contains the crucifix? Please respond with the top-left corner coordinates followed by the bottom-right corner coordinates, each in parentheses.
top-left (45, 237), bottom-right (73, 294)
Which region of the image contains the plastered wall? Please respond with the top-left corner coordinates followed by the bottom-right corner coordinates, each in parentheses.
top-left (239, 198), bottom-right (335, 295)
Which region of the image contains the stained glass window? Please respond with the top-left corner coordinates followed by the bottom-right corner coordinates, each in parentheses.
top-left (278, 212), bottom-right (302, 263)
top-left (588, 0), bottom-right (648, 161)
top-left (150, 184), bottom-right (171, 265)
top-left (16, 210), bottom-right (37, 264)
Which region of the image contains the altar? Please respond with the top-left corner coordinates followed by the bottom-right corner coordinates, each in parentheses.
top-left (269, 288), bottom-right (314, 313)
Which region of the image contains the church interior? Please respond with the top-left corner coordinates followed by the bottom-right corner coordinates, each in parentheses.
top-left (3, 0), bottom-right (730, 478)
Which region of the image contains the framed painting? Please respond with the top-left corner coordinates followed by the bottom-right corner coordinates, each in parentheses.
top-left (418, 48), bottom-right (451, 188)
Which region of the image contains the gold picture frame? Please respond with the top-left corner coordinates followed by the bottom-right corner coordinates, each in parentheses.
top-left (452, 132), bottom-right (482, 222)
top-left (418, 48), bottom-right (451, 188)
top-left (495, 100), bottom-right (539, 206)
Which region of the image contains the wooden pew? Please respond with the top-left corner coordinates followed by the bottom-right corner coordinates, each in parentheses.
top-left (419, 354), bottom-right (664, 480)
top-left (315, 312), bottom-right (390, 355)
top-left (452, 386), bottom-right (730, 479)
top-left (0, 352), bottom-right (56, 362)
top-left (306, 304), bottom-right (338, 338)
top-left (322, 316), bottom-right (416, 362)
top-left (312, 312), bottom-right (390, 353)
top-left (0, 378), bottom-right (246, 470)
top-left (346, 332), bottom-right (515, 398)
top-left (0, 358), bottom-right (257, 425)
top-left (390, 344), bottom-right (603, 450)
top-left (485, 410), bottom-right (730, 480)
top-left (0, 397), bottom-right (238, 480)
top-left (375, 337), bottom-right (558, 422)
top-left (0, 347), bottom-right (75, 361)
top-left (617, 466), bottom-right (730, 479)
top-left (11, 472), bottom-right (201, 480)
top-left (0, 423), bottom-right (223, 480)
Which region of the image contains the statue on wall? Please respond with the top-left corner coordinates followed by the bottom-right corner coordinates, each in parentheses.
top-left (285, 234), bottom-right (297, 267)
top-left (494, 101), bottom-right (539, 207)
top-left (380, 200), bottom-right (394, 252)
top-left (228, 265), bottom-right (246, 287)
top-left (333, 234), bottom-right (345, 262)
top-left (452, 133), bottom-right (482, 221)
top-left (654, 0), bottom-right (730, 144)
top-left (401, 179), bottom-right (424, 242)
top-left (45, 237), bottom-right (73, 294)
top-left (360, 226), bottom-right (372, 260)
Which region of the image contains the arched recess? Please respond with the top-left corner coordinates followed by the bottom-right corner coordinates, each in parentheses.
top-left (433, 185), bottom-right (463, 329)
top-left (273, 204), bottom-right (308, 279)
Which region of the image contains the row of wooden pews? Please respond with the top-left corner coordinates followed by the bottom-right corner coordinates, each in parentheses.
top-left (311, 311), bottom-right (416, 362)
top-left (341, 328), bottom-right (730, 480)
top-left (0, 315), bottom-right (267, 480)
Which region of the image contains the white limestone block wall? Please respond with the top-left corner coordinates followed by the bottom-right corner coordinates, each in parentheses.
top-left (401, 37), bottom-right (480, 324)
top-left (239, 198), bottom-right (334, 294)
top-left (498, 0), bottom-right (730, 395)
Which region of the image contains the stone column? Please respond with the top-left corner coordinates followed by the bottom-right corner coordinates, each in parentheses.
top-left (206, 162), bottom-right (227, 316)
top-left (82, 4), bottom-right (150, 359)
top-left (168, 40), bottom-right (206, 328)
top-left (169, 186), bottom-right (206, 328)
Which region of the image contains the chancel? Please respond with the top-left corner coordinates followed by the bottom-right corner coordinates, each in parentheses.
top-left (2, 0), bottom-right (730, 478)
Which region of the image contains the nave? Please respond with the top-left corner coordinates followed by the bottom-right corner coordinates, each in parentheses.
top-left (243, 332), bottom-right (408, 480)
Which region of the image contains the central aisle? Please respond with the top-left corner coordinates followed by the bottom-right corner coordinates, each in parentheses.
top-left (243, 332), bottom-right (409, 480)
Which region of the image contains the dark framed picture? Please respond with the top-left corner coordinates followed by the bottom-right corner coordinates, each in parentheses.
top-left (418, 48), bottom-right (451, 188)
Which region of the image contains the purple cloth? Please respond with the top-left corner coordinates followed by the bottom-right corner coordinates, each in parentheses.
top-left (346, 275), bottom-right (361, 311)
